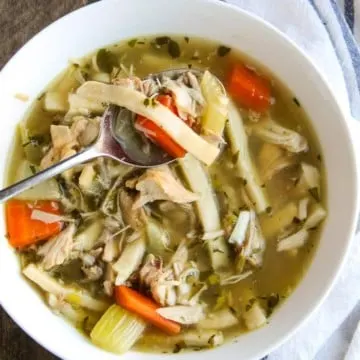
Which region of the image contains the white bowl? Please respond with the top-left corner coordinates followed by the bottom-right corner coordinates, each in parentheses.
top-left (0, 0), bottom-right (359, 359)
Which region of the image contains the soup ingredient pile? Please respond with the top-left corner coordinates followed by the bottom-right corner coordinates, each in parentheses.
top-left (5, 36), bottom-right (326, 355)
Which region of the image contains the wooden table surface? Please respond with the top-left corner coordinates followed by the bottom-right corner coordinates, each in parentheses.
top-left (0, 2), bottom-right (96, 359)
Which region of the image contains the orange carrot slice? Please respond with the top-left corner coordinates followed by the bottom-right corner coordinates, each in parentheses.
top-left (6, 200), bottom-right (62, 248)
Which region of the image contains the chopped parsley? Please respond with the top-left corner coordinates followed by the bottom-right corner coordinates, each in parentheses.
top-left (96, 49), bottom-right (118, 73)
top-left (245, 298), bottom-right (256, 311)
top-left (266, 293), bottom-right (280, 316)
top-left (292, 216), bottom-right (302, 224)
top-left (293, 97), bottom-right (301, 107)
top-left (22, 134), bottom-right (46, 147)
top-left (168, 39), bottom-right (181, 58)
top-left (308, 187), bottom-right (320, 202)
top-left (155, 36), bottom-right (171, 46)
top-left (217, 45), bottom-right (231, 57)
top-left (127, 38), bottom-right (138, 47)
top-left (29, 165), bottom-right (36, 175)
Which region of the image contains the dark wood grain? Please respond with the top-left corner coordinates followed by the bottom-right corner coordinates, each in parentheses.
top-left (0, 2), bottom-right (93, 358)
top-left (0, 0), bottom-right (86, 69)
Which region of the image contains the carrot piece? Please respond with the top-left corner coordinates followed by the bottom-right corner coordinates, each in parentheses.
top-left (135, 95), bottom-right (186, 158)
top-left (227, 64), bottom-right (271, 112)
top-left (115, 285), bottom-right (181, 335)
top-left (6, 200), bottom-right (62, 248)
top-left (156, 94), bottom-right (179, 115)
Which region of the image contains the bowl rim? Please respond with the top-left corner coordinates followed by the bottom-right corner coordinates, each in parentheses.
top-left (0, 0), bottom-right (358, 359)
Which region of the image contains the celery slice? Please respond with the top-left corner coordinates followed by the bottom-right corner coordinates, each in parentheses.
top-left (200, 71), bottom-right (229, 135)
top-left (90, 304), bottom-right (146, 354)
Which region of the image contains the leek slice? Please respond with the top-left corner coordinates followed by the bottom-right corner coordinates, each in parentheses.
top-left (113, 237), bottom-right (146, 285)
top-left (73, 218), bottom-right (104, 252)
top-left (90, 304), bottom-right (146, 354)
top-left (178, 154), bottom-right (230, 271)
top-left (225, 101), bottom-right (269, 213)
top-left (200, 70), bottom-right (229, 135)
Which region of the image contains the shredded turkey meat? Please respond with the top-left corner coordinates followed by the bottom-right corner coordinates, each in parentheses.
top-left (37, 224), bottom-right (76, 270)
top-left (40, 116), bottom-right (99, 169)
top-left (139, 241), bottom-right (203, 306)
top-left (126, 167), bottom-right (199, 209)
top-left (118, 188), bottom-right (147, 229)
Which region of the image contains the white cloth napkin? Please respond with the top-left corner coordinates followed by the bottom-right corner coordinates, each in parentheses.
top-left (223, 0), bottom-right (360, 359)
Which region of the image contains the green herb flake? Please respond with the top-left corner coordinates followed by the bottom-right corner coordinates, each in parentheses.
top-left (137, 41), bottom-right (145, 45)
top-left (293, 97), bottom-right (301, 107)
top-left (266, 293), bottom-right (280, 316)
top-left (229, 306), bottom-right (237, 315)
top-left (308, 187), bottom-right (320, 202)
top-left (127, 38), bottom-right (138, 48)
top-left (184, 36), bottom-right (190, 43)
top-left (245, 298), bottom-right (256, 312)
top-left (188, 63), bottom-right (193, 69)
top-left (22, 134), bottom-right (46, 148)
top-left (37, 92), bottom-right (46, 101)
top-left (96, 49), bottom-right (118, 73)
top-left (173, 342), bottom-right (185, 354)
top-left (29, 165), bottom-right (36, 175)
top-left (143, 98), bottom-right (150, 107)
top-left (240, 178), bottom-right (248, 186)
top-left (265, 206), bottom-right (273, 215)
top-left (208, 334), bottom-right (216, 346)
top-left (168, 39), bottom-right (181, 58)
top-left (292, 216), bottom-right (302, 224)
top-left (317, 154), bottom-right (322, 161)
top-left (155, 36), bottom-right (171, 46)
top-left (217, 45), bottom-right (231, 57)
top-left (150, 97), bottom-right (157, 107)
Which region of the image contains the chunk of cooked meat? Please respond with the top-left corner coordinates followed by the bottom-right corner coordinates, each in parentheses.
top-left (40, 117), bottom-right (99, 169)
top-left (140, 242), bottom-right (202, 307)
top-left (71, 116), bottom-right (100, 147)
top-left (37, 224), bottom-right (76, 270)
top-left (140, 254), bottom-right (177, 306)
top-left (118, 189), bottom-right (147, 229)
top-left (126, 167), bottom-right (199, 209)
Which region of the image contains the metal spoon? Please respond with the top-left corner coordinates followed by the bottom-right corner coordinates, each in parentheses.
top-left (0, 68), bottom-right (210, 202)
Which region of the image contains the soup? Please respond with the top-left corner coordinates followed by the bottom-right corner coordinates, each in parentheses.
top-left (5, 35), bottom-right (326, 354)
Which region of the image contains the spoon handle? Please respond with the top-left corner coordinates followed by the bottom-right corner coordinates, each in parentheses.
top-left (0, 148), bottom-right (99, 203)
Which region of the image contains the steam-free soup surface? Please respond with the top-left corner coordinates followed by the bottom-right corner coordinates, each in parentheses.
top-left (6, 35), bottom-right (326, 354)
